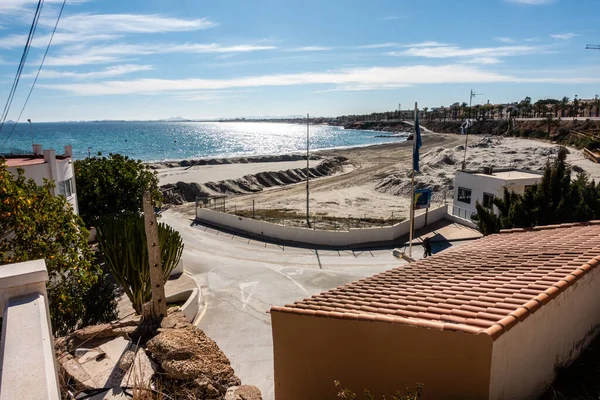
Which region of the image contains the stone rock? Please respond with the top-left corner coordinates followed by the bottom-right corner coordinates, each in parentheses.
top-left (60, 354), bottom-right (93, 390)
top-left (118, 350), bottom-right (135, 371)
top-left (120, 348), bottom-right (155, 388)
top-left (146, 326), bottom-right (241, 397)
top-left (77, 348), bottom-right (106, 364)
top-left (225, 385), bottom-right (263, 400)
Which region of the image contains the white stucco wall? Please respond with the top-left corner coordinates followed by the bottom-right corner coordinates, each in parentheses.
top-left (453, 171), bottom-right (542, 216)
top-left (196, 205), bottom-right (448, 247)
top-left (6, 149), bottom-right (78, 214)
top-left (489, 263), bottom-right (600, 400)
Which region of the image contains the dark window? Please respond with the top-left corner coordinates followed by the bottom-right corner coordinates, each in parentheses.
top-left (59, 178), bottom-right (74, 197)
top-left (457, 187), bottom-right (472, 204)
top-left (483, 192), bottom-right (494, 209)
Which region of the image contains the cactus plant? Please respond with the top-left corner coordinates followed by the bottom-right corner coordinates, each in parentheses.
top-left (97, 213), bottom-right (184, 314)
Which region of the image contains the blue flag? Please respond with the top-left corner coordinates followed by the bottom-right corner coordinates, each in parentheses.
top-left (413, 113), bottom-right (422, 172)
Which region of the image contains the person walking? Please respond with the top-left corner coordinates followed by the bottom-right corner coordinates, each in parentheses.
top-left (423, 237), bottom-right (433, 258)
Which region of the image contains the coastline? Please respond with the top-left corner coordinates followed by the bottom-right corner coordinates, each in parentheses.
top-left (164, 133), bottom-right (600, 222)
top-left (147, 136), bottom-right (410, 169)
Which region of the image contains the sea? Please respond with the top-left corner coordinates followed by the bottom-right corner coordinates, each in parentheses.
top-left (0, 121), bottom-right (407, 162)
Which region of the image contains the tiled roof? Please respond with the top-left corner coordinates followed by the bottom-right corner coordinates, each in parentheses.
top-left (271, 221), bottom-right (600, 339)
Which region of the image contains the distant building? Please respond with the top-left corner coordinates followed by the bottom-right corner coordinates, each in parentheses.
top-left (3, 144), bottom-right (79, 214)
top-left (271, 221), bottom-right (600, 399)
top-left (452, 167), bottom-right (543, 219)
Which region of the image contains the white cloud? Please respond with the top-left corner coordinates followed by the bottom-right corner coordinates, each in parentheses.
top-left (39, 13), bottom-right (216, 34)
top-left (0, 32), bottom-right (119, 49)
top-left (40, 64), bottom-right (520, 95)
top-left (0, 0), bottom-right (87, 14)
top-left (505, 0), bottom-right (555, 4)
top-left (550, 33), bottom-right (578, 40)
top-left (524, 38), bottom-right (540, 42)
top-left (393, 45), bottom-right (541, 58)
top-left (379, 16), bottom-right (405, 21)
top-left (44, 43), bottom-right (277, 66)
top-left (22, 64), bottom-right (154, 79)
top-left (359, 41), bottom-right (449, 49)
top-left (467, 57), bottom-right (503, 65)
top-left (286, 46), bottom-right (332, 52)
top-left (494, 37), bottom-right (515, 43)
top-left (43, 54), bottom-right (120, 66)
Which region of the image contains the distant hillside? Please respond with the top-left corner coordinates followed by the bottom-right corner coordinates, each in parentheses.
top-left (422, 119), bottom-right (600, 150)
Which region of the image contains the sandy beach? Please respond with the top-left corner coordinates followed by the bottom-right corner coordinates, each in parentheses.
top-left (163, 132), bottom-right (600, 221)
top-left (156, 160), bottom-right (321, 185)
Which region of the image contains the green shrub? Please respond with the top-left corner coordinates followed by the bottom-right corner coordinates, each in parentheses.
top-left (97, 213), bottom-right (184, 314)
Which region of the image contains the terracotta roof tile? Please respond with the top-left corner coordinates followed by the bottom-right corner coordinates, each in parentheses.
top-left (271, 223), bottom-right (600, 339)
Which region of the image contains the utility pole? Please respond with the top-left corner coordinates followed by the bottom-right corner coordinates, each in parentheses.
top-left (306, 113), bottom-right (311, 228)
top-left (142, 191), bottom-right (167, 321)
top-left (27, 119), bottom-right (33, 146)
top-left (462, 89), bottom-right (482, 170)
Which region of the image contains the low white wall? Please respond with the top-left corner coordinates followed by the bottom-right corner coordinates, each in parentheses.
top-left (0, 259), bottom-right (59, 400)
top-left (489, 262), bottom-right (600, 400)
top-left (196, 205), bottom-right (450, 247)
top-left (165, 288), bottom-right (199, 323)
top-left (445, 212), bottom-right (478, 229)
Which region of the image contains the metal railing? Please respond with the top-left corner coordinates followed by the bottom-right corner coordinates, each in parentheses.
top-left (448, 204), bottom-right (476, 221)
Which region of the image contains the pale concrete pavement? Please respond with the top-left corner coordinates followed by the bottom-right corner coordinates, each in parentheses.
top-left (160, 210), bottom-right (474, 400)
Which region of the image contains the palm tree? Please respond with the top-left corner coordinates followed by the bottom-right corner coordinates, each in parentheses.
top-left (497, 105), bottom-right (504, 120)
top-left (594, 97), bottom-right (600, 118)
top-left (544, 115), bottom-right (560, 139)
top-left (560, 97), bottom-right (570, 118)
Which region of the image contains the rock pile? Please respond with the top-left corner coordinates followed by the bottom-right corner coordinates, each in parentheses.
top-left (163, 156), bottom-right (348, 204)
top-left (56, 309), bottom-right (262, 399)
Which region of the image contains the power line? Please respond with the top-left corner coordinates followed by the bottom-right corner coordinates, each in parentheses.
top-left (2, 0), bottom-right (67, 149)
top-left (0, 0), bottom-right (45, 135)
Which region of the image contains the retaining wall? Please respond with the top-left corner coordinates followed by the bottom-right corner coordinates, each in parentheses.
top-left (196, 205), bottom-right (453, 247)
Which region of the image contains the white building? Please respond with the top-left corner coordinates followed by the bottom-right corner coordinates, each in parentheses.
top-left (452, 167), bottom-right (543, 219)
top-left (4, 144), bottom-right (79, 214)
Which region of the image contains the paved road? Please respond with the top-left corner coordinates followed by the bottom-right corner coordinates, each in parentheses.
top-left (161, 210), bottom-right (431, 399)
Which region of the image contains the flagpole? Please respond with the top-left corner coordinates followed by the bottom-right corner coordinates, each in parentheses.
top-left (409, 102), bottom-right (417, 258)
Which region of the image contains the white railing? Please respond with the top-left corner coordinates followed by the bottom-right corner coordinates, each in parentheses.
top-left (0, 259), bottom-right (59, 400)
top-left (447, 204), bottom-right (476, 222)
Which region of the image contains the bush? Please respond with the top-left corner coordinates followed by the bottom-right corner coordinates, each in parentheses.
top-left (335, 381), bottom-right (423, 400)
top-left (0, 163), bottom-right (117, 335)
top-left (74, 153), bottom-right (161, 227)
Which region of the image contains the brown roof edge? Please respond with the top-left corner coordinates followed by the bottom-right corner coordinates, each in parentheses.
top-left (482, 254), bottom-right (600, 339)
top-left (498, 220), bottom-right (600, 235)
top-left (270, 253), bottom-right (600, 341)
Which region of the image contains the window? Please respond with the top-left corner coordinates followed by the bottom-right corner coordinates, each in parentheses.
top-left (457, 187), bottom-right (472, 204)
top-left (483, 192), bottom-right (495, 209)
top-left (59, 178), bottom-right (74, 197)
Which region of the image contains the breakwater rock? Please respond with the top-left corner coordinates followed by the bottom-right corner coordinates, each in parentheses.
top-left (162, 156), bottom-right (348, 204)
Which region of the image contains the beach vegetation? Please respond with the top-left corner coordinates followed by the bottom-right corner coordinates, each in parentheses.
top-left (74, 153), bottom-right (161, 226)
top-left (474, 147), bottom-right (600, 234)
top-left (0, 162), bottom-right (118, 335)
top-left (334, 380), bottom-right (423, 400)
top-left (96, 213), bottom-right (184, 314)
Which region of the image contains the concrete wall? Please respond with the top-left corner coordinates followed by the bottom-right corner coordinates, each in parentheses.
top-left (0, 259), bottom-right (59, 400)
top-left (196, 205), bottom-right (448, 247)
top-left (271, 311), bottom-right (493, 400)
top-left (489, 263), bottom-right (600, 400)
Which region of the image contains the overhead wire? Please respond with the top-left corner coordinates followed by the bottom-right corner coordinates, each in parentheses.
top-left (0, 0), bottom-right (45, 135)
top-left (1, 0), bottom-right (67, 149)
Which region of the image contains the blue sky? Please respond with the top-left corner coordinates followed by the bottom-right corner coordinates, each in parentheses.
top-left (0, 0), bottom-right (598, 121)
